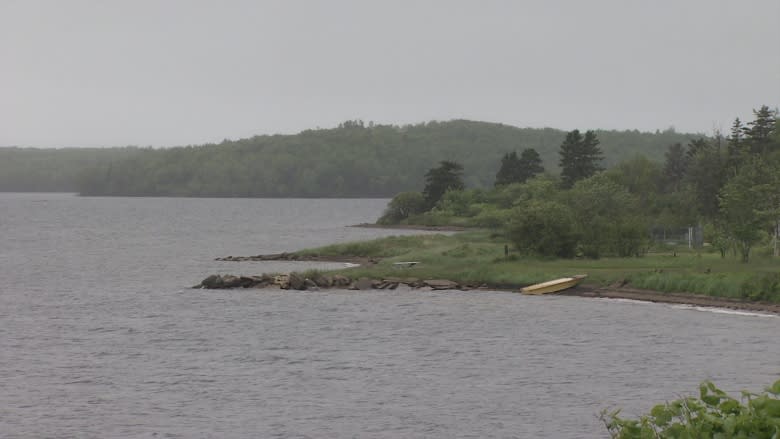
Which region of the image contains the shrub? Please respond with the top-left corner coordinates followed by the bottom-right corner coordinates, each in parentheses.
top-left (471, 206), bottom-right (512, 228)
top-left (507, 201), bottom-right (579, 258)
top-left (739, 273), bottom-right (780, 302)
top-left (378, 191), bottom-right (426, 224)
top-left (604, 380), bottom-right (780, 438)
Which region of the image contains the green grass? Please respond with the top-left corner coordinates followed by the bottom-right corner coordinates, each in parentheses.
top-left (293, 231), bottom-right (780, 302)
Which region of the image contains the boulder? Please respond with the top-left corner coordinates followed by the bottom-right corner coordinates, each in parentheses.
top-left (313, 275), bottom-right (332, 288)
top-left (332, 275), bottom-right (351, 287)
top-left (402, 278), bottom-right (424, 288)
top-left (288, 272), bottom-right (306, 290)
top-left (382, 277), bottom-right (404, 283)
top-left (274, 274), bottom-right (290, 289)
top-left (353, 277), bottom-right (375, 290)
top-left (220, 275), bottom-right (243, 288)
top-left (424, 279), bottom-right (460, 290)
top-left (239, 276), bottom-right (259, 288)
top-left (200, 274), bottom-right (222, 289)
top-left (304, 278), bottom-right (318, 290)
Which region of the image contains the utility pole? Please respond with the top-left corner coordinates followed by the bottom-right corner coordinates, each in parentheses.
top-left (688, 226), bottom-right (693, 249)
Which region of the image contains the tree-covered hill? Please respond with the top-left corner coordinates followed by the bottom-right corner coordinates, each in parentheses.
top-left (0, 147), bottom-right (143, 192)
top-left (2, 120), bottom-right (697, 197)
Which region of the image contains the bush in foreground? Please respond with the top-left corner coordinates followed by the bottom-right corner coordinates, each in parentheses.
top-left (603, 380), bottom-right (780, 438)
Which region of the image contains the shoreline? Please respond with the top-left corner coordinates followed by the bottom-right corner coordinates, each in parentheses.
top-left (350, 223), bottom-right (467, 232)
top-left (563, 286), bottom-right (780, 315)
top-left (213, 252), bottom-right (780, 315)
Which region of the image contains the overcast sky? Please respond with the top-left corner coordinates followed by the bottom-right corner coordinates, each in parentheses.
top-left (2, 0), bottom-right (779, 148)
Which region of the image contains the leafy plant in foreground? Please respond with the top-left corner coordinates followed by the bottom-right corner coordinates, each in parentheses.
top-left (603, 380), bottom-right (780, 438)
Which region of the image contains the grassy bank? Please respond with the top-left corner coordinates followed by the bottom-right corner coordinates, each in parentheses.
top-left (294, 231), bottom-right (780, 302)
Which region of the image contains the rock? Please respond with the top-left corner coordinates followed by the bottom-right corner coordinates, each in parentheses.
top-left (238, 276), bottom-right (257, 288)
top-left (288, 272), bottom-right (305, 290)
top-left (424, 279), bottom-right (460, 290)
top-left (221, 275), bottom-right (242, 288)
top-left (353, 277), bottom-right (375, 290)
top-left (332, 275), bottom-right (351, 287)
top-left (251, 278), bottom-right (272, 288)
top-left (313, 275), bottom-right (332, 288)
top-left (402, 278), bottom-right (424, 288)
top-left (304, 278), bottom-right (318, 290)
top-left (274, 274), bottom-right (290, 289)
top-left (200, 274), bottom-right (222, 289)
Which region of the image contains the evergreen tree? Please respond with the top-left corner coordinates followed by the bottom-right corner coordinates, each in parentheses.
top-left (517, 148), bottom-right (545, 183)
top-left (686, 138), bottom-right (710, 160)
top-left (559, 129), bottom-right (603, 188)
top-left (495, 149), bottom-right (544, 186)
top-left (744, 105), bottom-right (778, 154)
top-left (662, 143), bottom-right (687, 192)
top-left (727, 118), bottom-right (747, 176)
top-left (686, 138), bottom-right (726, 219)
top-left (422, 160), bottom-right (465, 210)
top-left (494, 151), bottom-right (522, 186)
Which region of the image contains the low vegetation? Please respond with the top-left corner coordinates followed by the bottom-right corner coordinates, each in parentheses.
top-left (603, 380), bottom-right (780, 438)
top-left (293, 231), bottom-right (780, 302)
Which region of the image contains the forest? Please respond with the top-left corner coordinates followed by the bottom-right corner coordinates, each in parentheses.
top-left (0, 147), bottom-right (141, 192)
top-left (1, 120), bottom-right (693, 197)
top-left (380, 106), bottom-right (780, 264)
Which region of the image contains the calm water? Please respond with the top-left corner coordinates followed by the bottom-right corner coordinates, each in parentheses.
top-left (1, 193), bottom-right (778, 438)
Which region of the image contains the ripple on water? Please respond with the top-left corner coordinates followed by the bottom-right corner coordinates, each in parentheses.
top-left (1, 195), bottom-right (779, 438)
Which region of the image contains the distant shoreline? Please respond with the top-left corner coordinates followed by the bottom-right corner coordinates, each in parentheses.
top-left (350, 223), bottom-right (467, 232)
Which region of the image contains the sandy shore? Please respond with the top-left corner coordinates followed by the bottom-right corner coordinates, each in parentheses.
top-left (563, 286), bottom-right (780, 315)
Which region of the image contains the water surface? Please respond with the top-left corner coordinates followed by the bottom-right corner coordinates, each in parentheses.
top-left (1, 193), bottom-right (778, 438)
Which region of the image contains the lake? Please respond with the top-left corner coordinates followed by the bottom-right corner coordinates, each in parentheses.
top-left (1, 193), bottom-right (778, 438)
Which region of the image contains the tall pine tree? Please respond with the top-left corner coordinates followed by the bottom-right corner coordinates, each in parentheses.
top-left (517, 148), bottom-right (545, 183)
top-left (559, 129), bottom-right (603, 188)
top-left (494, 151), bottom-right (522, 186)
top-left (744, 105), bottom-right (778, 154)
top-left (726, 118), bottom-right (747, 176)
top-left (422, 160), bottom-right (465, 210)
top-left (662, 142), bottom-right (687, 193)
top-left (494, 149), bottom-right (544, 186)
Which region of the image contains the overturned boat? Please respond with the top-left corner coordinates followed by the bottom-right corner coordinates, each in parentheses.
top-left (520, 274), bottom-right (587, 295)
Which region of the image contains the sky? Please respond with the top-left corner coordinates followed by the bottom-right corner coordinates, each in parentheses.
top-left (1, 0), bottom-right (779, 148)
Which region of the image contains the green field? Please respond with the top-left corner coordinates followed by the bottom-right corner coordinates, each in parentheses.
top-left (295, 231), bottom-right (780, 302)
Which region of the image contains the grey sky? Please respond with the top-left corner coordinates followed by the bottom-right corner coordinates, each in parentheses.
top-left (2, 0), bottom-right (778, 148)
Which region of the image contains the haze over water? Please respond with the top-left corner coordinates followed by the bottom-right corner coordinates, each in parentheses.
top-left (1, 193), bottom-right (778, 438)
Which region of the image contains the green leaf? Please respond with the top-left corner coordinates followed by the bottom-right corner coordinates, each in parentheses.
top-left (650, 404), bottom-right (673, 426)
top-left (769, 380), bottom-right (780, 396)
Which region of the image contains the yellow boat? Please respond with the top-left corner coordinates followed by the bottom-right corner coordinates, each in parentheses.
top-left (520, 274), bottom-right (587, 295)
